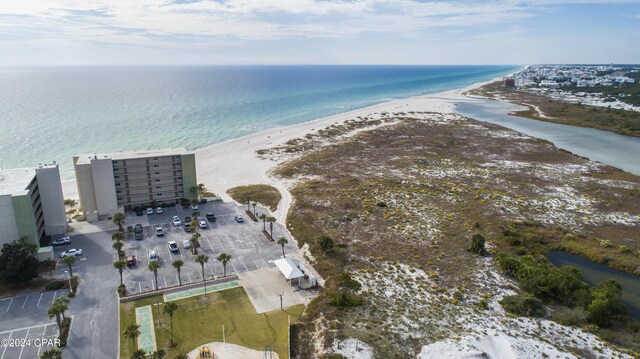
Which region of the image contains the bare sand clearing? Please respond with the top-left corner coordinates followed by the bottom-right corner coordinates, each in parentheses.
top-left (186, 342), bottom-right (279, 359)
top-left (60, 77), bottom-right (502, 221)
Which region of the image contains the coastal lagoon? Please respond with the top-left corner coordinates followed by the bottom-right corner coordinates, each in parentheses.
top-left (456, 99), bottom-right (640, 175)
top-left (0, 65), bottom-right (517, 179)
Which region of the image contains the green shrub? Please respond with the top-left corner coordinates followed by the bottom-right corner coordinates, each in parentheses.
top-left (328, 291), bottom-right (364, 308)
top-left (45, 280), bottom-right (65, 290)
top-left (551, 307), bottom-right (588, 326)
top-left (500, 295), bottom-right (545, 317)
top-left (587, 279), bottom-right (624, 328)
top-left (469, 233), bottom-right (487, 255)
top-left (339, 272), bottom-right (361, 291)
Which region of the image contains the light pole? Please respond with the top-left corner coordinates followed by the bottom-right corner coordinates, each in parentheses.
top-left (154, 302), bottom-right (162, 327)
top-left (276, 291), bottom-right (284, 311)
top-left (64, 270), bottom-right (72, 294)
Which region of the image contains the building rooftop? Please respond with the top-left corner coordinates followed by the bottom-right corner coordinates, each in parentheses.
top-left (0, 163), bottom-right (58, 195)
top-left (74, 148), bottom-right (191, 165)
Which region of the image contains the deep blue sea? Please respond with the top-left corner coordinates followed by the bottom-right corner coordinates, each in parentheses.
top-left (0, 65), bottom-right (518, 179)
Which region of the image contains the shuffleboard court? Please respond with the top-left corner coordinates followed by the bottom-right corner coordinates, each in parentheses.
top-left (163, 281), bottom-right (240, 302)
top-left (135, 305), bottom-right (156, 353)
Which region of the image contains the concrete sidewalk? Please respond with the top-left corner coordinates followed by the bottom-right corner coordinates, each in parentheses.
top-left (238, 267), bottom-right (303, 314)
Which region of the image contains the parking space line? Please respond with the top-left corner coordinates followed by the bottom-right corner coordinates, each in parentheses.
top-left (163, 277), bottom-right (167, 288)
top-left (51, 291), bottom-right (57, 305)
top-left (138, 282), bottom-right (142, 292)
top-left (187, 273), bottom-right (192, 282)
top-left (205, 238), bottom-right (214, 251)
top-left (230, 263), bottom-right (237, 274)
top-left (37, 293), bottom-right (43, 308)
top-left (243, 263), bottom-right (249, 272)
top-left (36, 325), bottom-right (46, 357)
top-left (1, 330), bottom-right (12, 359)
top-left (5, 298), bottom-right (13, 312)
top-left (18, 327), bottom-right (30, 359)
top-left (21, 295), bottom-right (29, 310)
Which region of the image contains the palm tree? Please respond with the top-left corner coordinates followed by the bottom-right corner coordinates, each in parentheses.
top-left (123, 324), bottom-right (141, 351)
top-left (216, 253), bottom-right (231, 277)
top-left (189, 232), bottom-right (201, 254)
top-left (164, 302), bottom-right (178, 347)
top-left (151, 349), bottom-right (167, 359)
top-left (277, 237), bottom-right (288, 258)
top-left (40, 348), bottom-right (63, 359)
top-left (130, 349), bottom-right (146, 359)
top-left (195, 255), bottom-right (209, 292)
top-left (259, 213), bottom-right (267, 231)
top-left (55, 296), bottom-right (70, 319)
top-left (267, 216), bottom-right (276, 239)
top-left (18, 236), bottom-right (38, 256)
top-left (252, 202), bottom-right (257, 217)
top-left (191, 210), bottom-right (200, 220)
top-left (113, 260), bottom-right (126, 286)
top-left (112, 240), bottom-right (124, 258)
top-left (245, 196), bottom-right (252, 211)
top-left (148, 261), bottom-right (160, 290)
top-left (113, 212), bottom-right (126, 233)
top-left (172, 260), bottom-right (184, 286)
top-left (197, 183), bottom-right (206, 196)
top-left (112, 231), bottom-right (124, 241)
top-left (48, 301), bottom-right (66, 333)
top-left (61, 255), bottom-right (75, 277)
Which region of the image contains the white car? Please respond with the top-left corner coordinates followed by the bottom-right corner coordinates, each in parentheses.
top-left (155, 207), bottom-right (164, 214)
top-left (172, 216), bottom-right (181, 226)
top-left (199, 220), bottom-right (208, 229)
top-left (190, 204), bottom-right (199, 210)
top-left (61, 248), bottom-right (82, 258)
top-left (182, 240), bottom-right (192, 249)
top-left (148, 250), bottom-right (160, 262)
top-left (154, 227), bottom-right (164, 236)
top-left (168, 241), bottom-right (179, 252)
top-left (146, 208), bottom-right (154, 215)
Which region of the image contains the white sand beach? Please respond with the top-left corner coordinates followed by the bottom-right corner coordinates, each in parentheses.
top-left (60, 76), bottom-right (502, 222)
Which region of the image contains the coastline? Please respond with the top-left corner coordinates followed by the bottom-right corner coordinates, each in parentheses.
top-left (59, 73), bottom-right (509, 219)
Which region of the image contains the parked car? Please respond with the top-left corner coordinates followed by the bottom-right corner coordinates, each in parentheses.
top-left (172, 216), bottom-right (181, 226)
top-left (126, 255), bottom-right (137, 268)
top-left (135, 208), bottom-right (144, 216)
top-left (184, 216), bottom-right (192, 224)
top-left (148, 250), bottom-right (160, 262)
top-left (199, 220), bottom-right (208, 229)
top-left (51, 236), bottom-right (71, 246)
top-left (206, 212), bottom-right (216, 222)
top-left (190, 204), bottom-right (199, 210)
top-left (168, 241), bottom-right (179, 252)
top-left (234, 215), bottom-right (244, 223)
top-left (154, 227), bottom-right (164, 236)
top-left (155, 207), bottom-right (164, 214)
top-left (146, 208), bottom-right (154, 215)
top-left (61, 248), bottom-right (82, 258)
top-left (134, 224), bottom-right (144, 240)
top-left (182, 240), bottom-right (192, 249)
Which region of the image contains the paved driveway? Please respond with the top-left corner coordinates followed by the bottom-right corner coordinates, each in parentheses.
top-left (120, 202), bottom-right (296, 295)
top-left (50, 229), bottom-right (119, 359)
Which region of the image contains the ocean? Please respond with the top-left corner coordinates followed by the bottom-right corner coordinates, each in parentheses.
top-left (0, 65), bottom-right (519, 179)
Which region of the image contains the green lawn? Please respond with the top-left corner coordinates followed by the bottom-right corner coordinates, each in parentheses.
top-left (120, 287), bottom-right (304, 358)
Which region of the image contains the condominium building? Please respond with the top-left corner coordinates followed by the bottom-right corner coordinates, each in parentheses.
top-left (0, 163), bottom-right (66, 249)
top-left (73, 148), bottom-right (197, 219)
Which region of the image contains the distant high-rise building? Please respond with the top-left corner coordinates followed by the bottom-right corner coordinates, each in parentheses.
top-left (73, 148), bottom-right (198, 219)
top-left (0, 163), bottom-right (66, 249)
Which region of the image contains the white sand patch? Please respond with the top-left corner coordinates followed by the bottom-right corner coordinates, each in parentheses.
top-left (186, 342), bottom-right (279, 359)
top-left (333, 338), bottom-right (374, 359)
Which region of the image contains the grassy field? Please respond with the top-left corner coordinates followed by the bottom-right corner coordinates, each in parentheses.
top-left (227, 184), bottom-right (282, 211)
top-left (120, 287), bottom-right (304, 358)
top-left (469, 81), bottom-right (640, 137)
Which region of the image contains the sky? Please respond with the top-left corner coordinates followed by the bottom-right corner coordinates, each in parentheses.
top-left (0, 0), bottom-right (639, 66)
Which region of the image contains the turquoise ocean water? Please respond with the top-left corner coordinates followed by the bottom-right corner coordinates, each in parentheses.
top-left (0, 65), bottom-right (518, 179)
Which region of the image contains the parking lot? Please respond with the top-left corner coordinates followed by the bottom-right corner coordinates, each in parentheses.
top-left (0, 291), bottom-right (67, 359)
top-left (119, 201), bottom-right (296, 295)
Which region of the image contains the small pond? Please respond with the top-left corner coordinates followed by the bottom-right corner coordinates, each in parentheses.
top-left (547, 250), bottom-right (640, 318)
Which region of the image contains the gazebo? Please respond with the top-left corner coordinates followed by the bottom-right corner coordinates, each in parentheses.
top-left (273, 258), bottom-right (304, 286)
